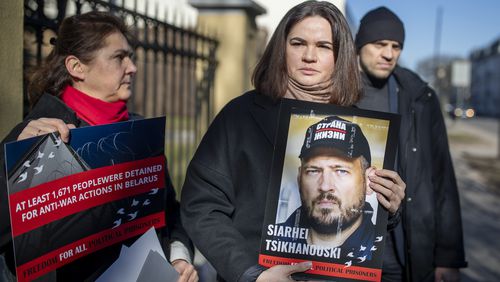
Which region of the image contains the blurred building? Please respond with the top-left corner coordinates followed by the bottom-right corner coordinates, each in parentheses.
top-left (470, 37), bottom-right (500, 117)
top-left (416, 55), bottom-right (458, 92)
top-left (255, 0), bottom-right (348, 38)
top-left (417, 56), bottom-right (473, 118)
top-left (190, 0), bottom-right (267, 113)
top-left (449, 60), bottom-right (471, 108)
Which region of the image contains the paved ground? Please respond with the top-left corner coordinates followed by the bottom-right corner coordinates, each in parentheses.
top-left (447, 117), bottom-right (500, 281)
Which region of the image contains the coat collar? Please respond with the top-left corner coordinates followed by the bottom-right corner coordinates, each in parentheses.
top-left (249, 91), bottom-right (281, 145)
top-left (393, 66), bottom-right (429, 102)
top-left (28, 94), bottom-right (84, 126)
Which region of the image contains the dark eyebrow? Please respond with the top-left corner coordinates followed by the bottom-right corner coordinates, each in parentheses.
top-left (111, 49), bottom-right (134, 58)
top-left (317, 40), bottom-right (333, 47)
top-left (374, 40), bottom-right (401, 48)
top-left (289, 37), bottom-right (306, 43)
top-left (304, 165), bottom-right (321, 169)
top-left (289, 37), bottom-right (333, 46)
top-left (304, 162), bottom-right (352, 169)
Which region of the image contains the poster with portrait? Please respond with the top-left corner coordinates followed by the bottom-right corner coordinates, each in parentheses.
top-left (4, 117), bottom-right (168, 282)
top-left (259, 99), bottom-right (400, 281)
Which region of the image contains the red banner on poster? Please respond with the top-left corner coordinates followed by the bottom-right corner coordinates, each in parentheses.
top-left (259, 254), bottom-right (382, 281)
top-left (9, 156), bottom-right (165, 237)
top-left (17, 212), bottom-right (165, 282)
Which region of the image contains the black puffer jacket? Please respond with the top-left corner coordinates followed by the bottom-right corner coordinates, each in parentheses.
top-left (393, 66), bottom-right (467, 281)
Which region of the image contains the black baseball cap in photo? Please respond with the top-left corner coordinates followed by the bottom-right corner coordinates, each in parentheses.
top-left (299, 116), bottom-right (371, 165)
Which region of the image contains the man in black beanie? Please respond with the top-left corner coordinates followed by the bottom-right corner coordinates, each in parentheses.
top-left (354, 6), bottom-right (467, 282)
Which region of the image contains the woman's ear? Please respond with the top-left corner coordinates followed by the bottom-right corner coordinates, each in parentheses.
top-left (65, 55), bottom-right (85, 81)
top-left (365, 166), bottom-right (376, 195)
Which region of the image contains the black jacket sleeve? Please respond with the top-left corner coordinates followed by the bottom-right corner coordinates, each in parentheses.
top-left (181, 107), bottom-right (257, 282)
top-left (428, 91), bottom-right (467, 268)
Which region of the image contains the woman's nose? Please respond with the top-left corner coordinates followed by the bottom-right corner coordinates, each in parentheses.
top-left (302, 46), bottom-right (318, 63)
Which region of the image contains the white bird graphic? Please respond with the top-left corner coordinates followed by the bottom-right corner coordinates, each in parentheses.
top-left (360, 245), bottom-right (366, 251)
top-left (22, 161), bottom-right (31, 168)
top-left (48, 152), bottom-right (55, 159)
top-left (143, 199), bottom-right (151, 206)
top-left (131, 199), bottom-right (139, 206)
top-left (370, 245), bottom-right (377, 251)
top-left (357, 255), bottom-right (367, 263)
top-left (116, 208), bottom-right (125, 215)
top-left (128, 211), bottom-right (138, 220)
top-left (375, 236), bottom-right (383, 242)
top-left (347, 252), bottom-right (354, 258)
top-left (112, 218), bottom-right (122, 228)
top-left (344, 260), bottom-right (352, 268)
top-left (17, 172), bottom-right (28, 183)
top-left (34, 165), bottom-right (44, 175)
top-left (149, 188), bottom-right (159, 195)
top-left (54, 138), bottom-right (62, 147)
top-left (37, 151), bottom-right (44, 159)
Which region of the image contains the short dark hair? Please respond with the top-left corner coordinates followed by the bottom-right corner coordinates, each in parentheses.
top-left (252, 0), bottom-right (361, 106)
top-left (28, 11), bottom-right (133, 106)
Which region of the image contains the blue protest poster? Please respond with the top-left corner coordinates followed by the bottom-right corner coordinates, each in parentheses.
top-left (4, 117), bottom-right (167, 281)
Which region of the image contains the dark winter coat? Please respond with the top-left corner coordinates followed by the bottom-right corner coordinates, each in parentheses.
top-left (392, 66), bottom-right (467, 281)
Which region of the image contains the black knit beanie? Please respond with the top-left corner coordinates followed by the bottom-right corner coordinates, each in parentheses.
top-left (355, 6), bottom-right (405, 50)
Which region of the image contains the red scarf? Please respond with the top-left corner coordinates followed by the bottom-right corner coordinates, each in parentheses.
top-left (61, 85), bottom-right (129, 126)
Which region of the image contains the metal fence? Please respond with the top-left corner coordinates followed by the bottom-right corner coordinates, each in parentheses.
top-left (23, 0), bottom-right (218, 191)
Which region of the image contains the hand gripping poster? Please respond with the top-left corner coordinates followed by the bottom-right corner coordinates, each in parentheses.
top-left (4, 117), bottom-right (168, 281)
top-left (259, 100), bottom-right (400, 281)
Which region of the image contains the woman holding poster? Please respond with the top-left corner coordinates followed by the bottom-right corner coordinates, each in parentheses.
top-left (0, 11), bottom-right (197, 282)
top-left (180, 1), bottom-right (405, 281)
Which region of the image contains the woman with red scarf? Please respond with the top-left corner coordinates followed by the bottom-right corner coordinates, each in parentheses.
top-left (0, 11), bottom-right (197, 282)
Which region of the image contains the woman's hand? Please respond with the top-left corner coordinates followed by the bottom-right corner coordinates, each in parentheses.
top-left (17, 118), bottom-right (75, 142)
top-left (435, 267), bottom-right (460, 282)
top-left (256, 262), bottom-right (311, 282)
top-left (172, 259), bottom-right (198, 282)
top-left (368, 169), bottom-right (406, 214)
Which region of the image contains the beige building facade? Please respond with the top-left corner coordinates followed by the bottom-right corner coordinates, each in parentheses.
top-left (0, 1), bottom-right (23, 140)
top-left (190, 0), bottom-right (267, 113)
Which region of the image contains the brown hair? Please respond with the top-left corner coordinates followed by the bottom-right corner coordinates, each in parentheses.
top-left (28, 11), bottom-right (133, 106)
top-left (252, 0), bottom-right (361, 106)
